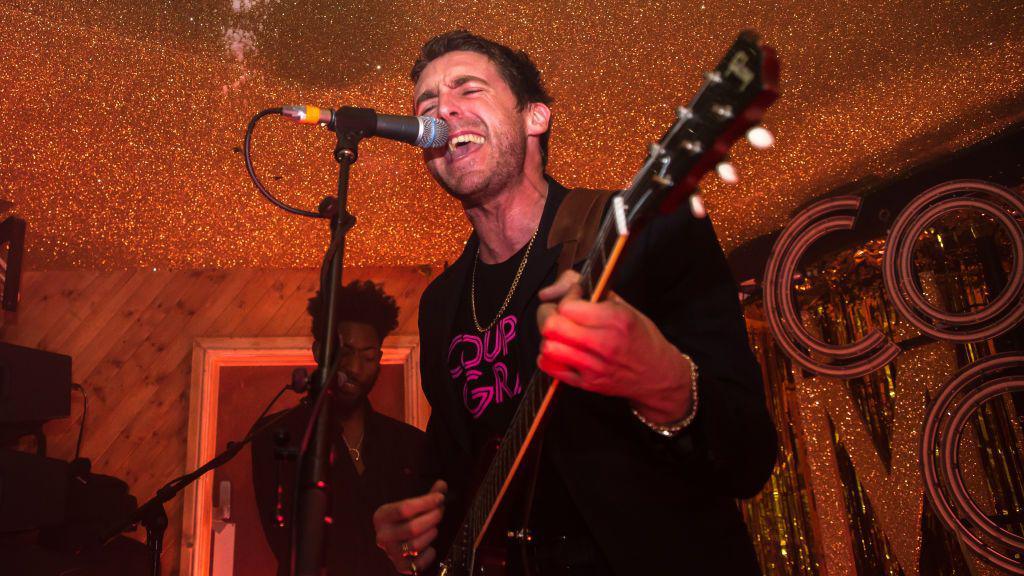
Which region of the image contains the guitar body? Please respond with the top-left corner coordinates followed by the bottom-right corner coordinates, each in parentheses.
top-left (467, 541), bottom-right (512, 576)
top-left (443, 434), bottom-right (547, 576)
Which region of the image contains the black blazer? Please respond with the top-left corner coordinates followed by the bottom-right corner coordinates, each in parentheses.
top-left (251, 405), bottom-right (427, 576)
top-left (417, 179), bottom-right (777, 575)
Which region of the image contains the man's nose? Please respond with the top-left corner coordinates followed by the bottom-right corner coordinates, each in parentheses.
top-left (341, 352), bottom-right (363, 372)
top-left (437, 91), bottom-right (460, 120)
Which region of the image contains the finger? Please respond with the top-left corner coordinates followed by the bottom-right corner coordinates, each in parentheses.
top-left (557, 298), bottom-right (633, 330)
top-left (540, 338), bottom-right (607, 376)
top-left (383, 540), bottom-right (404, 562)
top-left (605, 290), bottom-right (626, 304)
top-left (541, 313), bottom-right (611, 359)
top-left (376, 507), bottom-right (444, 543)
top-left (428, 479), bottom-right (448, 495)
top-left (374, 491), bottom-right (445, 525)
top-left (538, 270), bottom-right (582, 302)
top-left (537, 301), bottom-right (557, 332)
top-left (407, 526), bottom-right (438, 554)
top-left (404, 547), bottom-right (437, 575)
top-left (537, 354), bottom-right (583, 387)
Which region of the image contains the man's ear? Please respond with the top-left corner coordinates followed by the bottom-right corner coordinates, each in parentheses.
top-left (524, 101), bottom-right (551, 137)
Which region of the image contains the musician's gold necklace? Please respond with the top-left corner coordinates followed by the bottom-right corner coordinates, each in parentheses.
top-left (471, 227), bottom-right (539, 333)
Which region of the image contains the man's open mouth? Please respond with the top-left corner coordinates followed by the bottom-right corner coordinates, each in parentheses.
top-left (447, 133), bottom-right (485, 162)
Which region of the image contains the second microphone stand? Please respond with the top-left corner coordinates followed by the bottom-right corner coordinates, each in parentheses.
top-left (291, 107), bottom-right (380, 576)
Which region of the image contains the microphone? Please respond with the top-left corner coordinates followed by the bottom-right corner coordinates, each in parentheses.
top-left (280, 105), bottom-right (449, 149)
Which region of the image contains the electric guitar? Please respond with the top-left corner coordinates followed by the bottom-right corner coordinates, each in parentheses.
top-left (438, 30), bottom-right (780, 576)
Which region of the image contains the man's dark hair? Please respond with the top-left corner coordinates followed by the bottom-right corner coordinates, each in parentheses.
top-left (410, 30), bottom-right (554, 166)
top-left (307, 280), bottom-right (400, 351)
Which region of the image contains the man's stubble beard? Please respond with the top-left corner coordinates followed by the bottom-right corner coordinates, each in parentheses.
top-left (432, 125), bottom-right (527, 208)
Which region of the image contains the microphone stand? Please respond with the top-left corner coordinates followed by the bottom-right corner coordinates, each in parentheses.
top-left (99, 405), bottom-right (297, 576)
top-left (290, 107), bottom-right (376, 576)
top-left (102, 106), bottom-right (387, 576)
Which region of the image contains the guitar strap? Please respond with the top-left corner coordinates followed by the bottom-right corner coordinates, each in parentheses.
top-left (548, 188), bottom-right (617, 275)
top-left (514, 188), bottom-right (616, 563)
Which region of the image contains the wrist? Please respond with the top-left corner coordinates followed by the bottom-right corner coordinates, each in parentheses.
top-left (630, 352), bottom-right (699, 436)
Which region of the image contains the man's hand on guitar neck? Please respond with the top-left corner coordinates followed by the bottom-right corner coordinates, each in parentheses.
top-left (537, 270), bottom-right (695, 426)
top-left (373, 480), bottom-right (447, 574)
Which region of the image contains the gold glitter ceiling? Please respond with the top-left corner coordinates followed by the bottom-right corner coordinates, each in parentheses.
top-left (1, 0), bottom-right (1022, 269)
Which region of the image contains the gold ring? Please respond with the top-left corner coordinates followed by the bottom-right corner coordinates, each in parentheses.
top-left (401, 541), bottom-right (418, 558)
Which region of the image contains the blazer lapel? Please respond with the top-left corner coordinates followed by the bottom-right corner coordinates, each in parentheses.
top-left (425, 240), bottom-right (475, 452)
top-left (501, 180), bottom-right (568, 324)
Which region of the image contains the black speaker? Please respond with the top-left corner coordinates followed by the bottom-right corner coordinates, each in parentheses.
top-left (0, 216), bottom-right (25, 312)
top-left (0, 343), bottom-right (71, 423)
top-left (0, 448), bottom-right (68, 531)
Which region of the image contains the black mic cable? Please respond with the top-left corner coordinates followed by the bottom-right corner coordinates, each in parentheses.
top-left (244, 106), bottom-right (449, 218)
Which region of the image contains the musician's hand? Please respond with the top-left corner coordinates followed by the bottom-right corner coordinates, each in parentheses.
top-left (373, 480), bottom-right (447, 574)
top-left (537, 270), bottom-right (694, 424)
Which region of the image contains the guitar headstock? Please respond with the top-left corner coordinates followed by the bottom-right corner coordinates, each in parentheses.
top-left (624, 30), bottom-right (779, 223)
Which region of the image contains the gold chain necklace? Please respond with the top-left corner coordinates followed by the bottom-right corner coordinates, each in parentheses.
top-left (471, 227), bottom-right (539, 333)
top-left (344, 430), bottom-right (365, 462)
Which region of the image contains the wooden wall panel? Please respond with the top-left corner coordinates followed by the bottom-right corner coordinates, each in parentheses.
top-left (0, 265), bottom-right (439, 575)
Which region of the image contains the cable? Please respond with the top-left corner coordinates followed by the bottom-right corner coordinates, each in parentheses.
top-left (249, 384), bottom-right (292, 436)
top-left (244, 108), bottom-right (325, 219)
top-left (164, 383), bottom-right (296, 487)
top-left (72, 383), bottom-right (87, 460)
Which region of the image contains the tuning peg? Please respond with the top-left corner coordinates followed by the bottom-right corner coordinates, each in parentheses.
top-left (651, 174), bottom-right (674, 188)
top-left (711, 104), bottom-right (734, 120)
top-left (703, 71), bottom-right (723, 84)
top-left (746, 126), bottom-right (775, 149)
top-left (689, 193), bottom-right (707, 219)
top-left (679, 140), bottom-right (703, 154)
top-left (716, 161), bottom-right (739, 184)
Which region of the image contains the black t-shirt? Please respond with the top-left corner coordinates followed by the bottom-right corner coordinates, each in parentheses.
top-left (445, 234), bottom-right (608, 572)
top-left (448, 242), bottom-right (531, 453)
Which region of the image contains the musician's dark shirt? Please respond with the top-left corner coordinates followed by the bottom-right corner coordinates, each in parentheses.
top-left (252, 404), bottom-right (426, 576)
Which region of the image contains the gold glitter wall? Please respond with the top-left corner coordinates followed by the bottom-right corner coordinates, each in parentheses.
top-left (741, 208), bottom-right (1024, 575)
top-left (0, 0), bottom-right (1022, 269)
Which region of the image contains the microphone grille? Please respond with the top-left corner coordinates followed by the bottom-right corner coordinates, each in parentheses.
top-left (416, 117), bottom-right (449, 148)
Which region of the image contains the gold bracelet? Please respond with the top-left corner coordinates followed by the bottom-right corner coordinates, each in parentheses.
top-left (631, 352), bottom-right (699, 437)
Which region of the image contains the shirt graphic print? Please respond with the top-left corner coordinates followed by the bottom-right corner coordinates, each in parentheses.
top-left (447, 314), bottom-right (523, 419)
